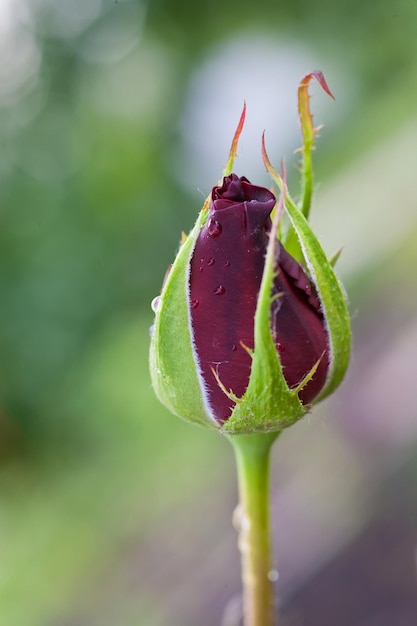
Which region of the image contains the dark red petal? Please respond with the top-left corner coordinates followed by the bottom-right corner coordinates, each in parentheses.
top-left (189, 174), bottom-right (276, 423)
top-left (272, 244), bottom-right (329, 403)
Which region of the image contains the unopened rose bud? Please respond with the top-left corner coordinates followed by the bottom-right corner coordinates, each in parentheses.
top-left (150, 73), bottom-right (350, 435)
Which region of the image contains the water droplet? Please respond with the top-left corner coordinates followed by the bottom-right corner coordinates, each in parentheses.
top-left (149, 324), bottom-right (155, 337)
top-left (278, 343), bottom-right (285, 353)
top-left (207, 257), bottom-right (215, 266)
top-left (268, 569), bottom-right (279, 582)
top-left (208, 218), bottom-right (222, 237)
top-left (151, 296), bottom-right (161, 312)
top-left (199, 259), bottom-right (204, 272)
top-left (214, 285), bottom-right (225, 295)
top-left (231, 344), bottom-right (237, 352)
top-left (224, 260), bottom-right (230, 267)
top-left (232, 504), bottom-right (243, 531)
top-left (190, 299), bottom-right (199, 309)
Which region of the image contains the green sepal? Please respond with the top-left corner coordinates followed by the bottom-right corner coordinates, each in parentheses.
top-left (283, 195), bottom-right (351, 401)
top-left (149, 208), bottom-right (216, 429)
top-left (262, 119), bottom-right (351, 403)
top-left (282, 71), bottom-right (335, 265)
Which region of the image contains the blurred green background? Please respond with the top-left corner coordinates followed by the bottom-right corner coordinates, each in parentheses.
top-left (1, 0), bottom-right (417, 624)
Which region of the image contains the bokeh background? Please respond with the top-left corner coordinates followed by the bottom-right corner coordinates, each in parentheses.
top-left (1, 0), bottom-right (417, 624)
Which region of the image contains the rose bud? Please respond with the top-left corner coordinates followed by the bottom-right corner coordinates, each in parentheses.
top-left (150, 76), bottom-right (350, 435)
top-left (149, 169), bottom-right (350, 434)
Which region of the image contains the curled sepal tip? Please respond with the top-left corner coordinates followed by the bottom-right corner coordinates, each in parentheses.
top-left (297, 71), bottom-right (334, 220)
top-left (298, 71), bottom-right (335, 145)
top-left (223, 103), bottom-right (246, 177)
top-left (262, 132), bottom-right (285, 192)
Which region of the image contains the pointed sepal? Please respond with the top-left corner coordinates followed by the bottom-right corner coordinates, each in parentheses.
top-left (262, 145), bottom-right (351, 403)
top-left (149, 209), bottom-right (217, 429)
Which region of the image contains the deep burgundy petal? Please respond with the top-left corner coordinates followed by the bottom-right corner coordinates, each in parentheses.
top-left (271, 244), bottom-right (329, 404)
top-left (189, 175), bottom-right (275, 423)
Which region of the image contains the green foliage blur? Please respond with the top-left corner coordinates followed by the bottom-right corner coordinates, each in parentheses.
top-left (1, 0), bottom-right (417, 624)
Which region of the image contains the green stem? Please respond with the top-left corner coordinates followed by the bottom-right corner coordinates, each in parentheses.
top-left (228, 431), bottom-right (280, 626)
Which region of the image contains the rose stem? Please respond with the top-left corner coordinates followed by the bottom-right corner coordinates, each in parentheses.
top-left (229, 432), bottom-right (280, 626)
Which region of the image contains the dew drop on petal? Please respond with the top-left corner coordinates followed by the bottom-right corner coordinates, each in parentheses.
top-left (151, 296), bottom-right (161, 312)
top-left (214, 285), bottom-right (225, 295)
top-left (231, 344), bottom-right (237, 352)
top-left (208, 218), bottom-right (222, 237)
top-left (224, 260), bottom-right (231, 267)
top-left (207, 257), bottom-right (215, 266)
top-left (190, 298), bottom-right (199, 309)
top-left (278, 343), bottom-right (285, 353)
